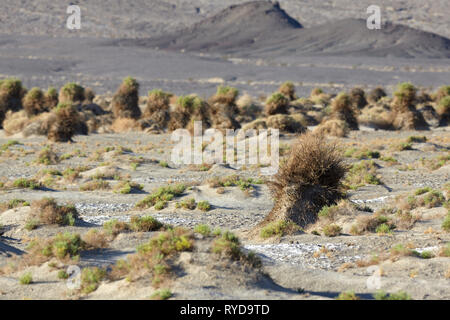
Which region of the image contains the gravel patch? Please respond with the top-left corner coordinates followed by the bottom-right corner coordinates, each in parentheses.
top-left (244, 243), bottom-right (362, 270)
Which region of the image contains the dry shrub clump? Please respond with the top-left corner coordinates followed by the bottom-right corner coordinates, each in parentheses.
top-left (58, 83), bottom-right (85, 104)
top-left (266, 114), bottom-right (306, 133)
top-left (278, 82), bottom-right (296, 101)
top-left (23, 232), bottom-right (84, 266)
top-left (0, 79), bottom-right (25, 127)
top-left (209, 87), bottom-right (241, 131)
top-left (28, 197), bottom-right (78, 227)
top-left (110, 227), bottom-right (193, 285)
top-left (143, 89), bottom-right (172, 127)
top-left (111, 77), bottom-right (141, 119)
top-left (47, 103), bottom-right (82, 142)
top-left (44, 87), bottom-right (59, 109)
top-left (210, 86), bottom-right (239, 112)
top-left (35, 146), bottom-right (59, 165)
top-left (169, 95), bottom-right (213, 132)
top-left (84, 87), bottom-right (95, 103)
top-left (358, 104), bottom-right (393, 130)
top-left (265, 93), bottom-right (289, 116)
top-left (436, 96), bottom-right (450, 124)
top-left (329, 92), bottom-right (358, 130)
top-left (82, 229), bottom-right (109, 249)
top-left (391, 82), bottom-right (427, 130)
top-left (259, 131), bottom-right (347, 229)
top-left (23, 87), bottom-right (47, 116)
top-left (367, 87), bottom-right (387, 103)
top-left (349, 87), bottom-right (367, 109)
top-left (315, 119), bottom-right (350, 137)
top-left (435, 85), bottom-right (450, 102)
top-left (235, 93), bottom-right (262, 122)
top-left (3, 110), bottom-right (55, 137)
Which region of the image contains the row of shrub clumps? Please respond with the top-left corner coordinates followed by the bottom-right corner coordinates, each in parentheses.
top-left (1, 77), bottom-right (448, 142)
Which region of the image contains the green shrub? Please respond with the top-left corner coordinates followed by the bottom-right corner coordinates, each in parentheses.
top-left (442, 213), bottom-right (450, 232)
top-left (151, 289), bottom-right (173, 300)
top-left (194, 224), bottom-right (211, 237)
top-left (260, 220), bottom-right (299, 238)
top-left (323, 224), bottom-right (342, 237)
top-left (81, 267), bottom-right (106, 294)
top-left (176, 198), bottom-right (196, 210)
top-left (13, 178), bottom-right (40, 190)
top-left (136, 184), bottom-right (186, 209)
top-left (19, 272), bottom-right (33, 285)
top-left (336, 291), bottom-right (359, 300)
top-left (197, 200), bottom-right (211, 212)
top-left (373, 290), bottom-right (411, 300)
top-left (376, 223), bottom-right (393, 235)
top-left (58, 270), bottom-right (69, 280)
top-left (129, 216), bottom-right (163, 232)
top-left (407, 136), bottom-right (427, 143)
top-left (103, 219), bottom-right (129, 236)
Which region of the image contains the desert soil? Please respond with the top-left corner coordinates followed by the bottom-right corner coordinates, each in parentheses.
top-left (0, 127), bottom-right (449, 300)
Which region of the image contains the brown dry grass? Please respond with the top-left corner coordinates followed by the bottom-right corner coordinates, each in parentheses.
top-left (47, 103), bottom-right (81, 142)
top-left (330, 93), bottom-right (358, 130)
top-left (265, 93), bottom-right (289, 116)
top-left (266, 114), bottom-right (306, 133)
top-left (260, 131), bottom-right (347, 229)
top-left (82, 229), bottom-right (109, 249)
top-left (315, 119), bottom-right (350, 137)
top-left (111, 77), bottom-right (141, 119)
top-left (29, 197), bottom-right (78, 226)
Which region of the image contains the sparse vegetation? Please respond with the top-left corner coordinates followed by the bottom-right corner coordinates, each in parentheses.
top-left (111, 77), bottom-right (141, 119)
top-left (129, 215), bottom-right (164, 232)
top-left (260, 220), bottom-right (299, 238)
top-left (136, 184), bottom-right (186, 209)
top-left (344, 160), bottom-right (382, 189)
top-left (150, 289), bottom-right (173, 300)
top-left (81, 267), bottom-right (106, 294)
top-left (197, 200), bottom-right (211, 212)
top-left (322, 224), bottom-right (342, 237)
top-left (194, 224), bottom-right (211, 237)
top-left (19, 272), bottom-right (33, 285)
top-left (373, 291), bottom-right (411, 300)
top-left (28, 197), bottom-right (78, 227)
top-left (336, 291), bottom-right (359, 300)
top-left (265, 93), bottom-right (289, 115)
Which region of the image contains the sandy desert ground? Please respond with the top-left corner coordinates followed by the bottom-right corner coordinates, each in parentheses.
top-left (0, 1), bottom-right (449, 300)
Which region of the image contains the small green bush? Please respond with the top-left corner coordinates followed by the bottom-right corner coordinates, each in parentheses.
top-left (194, 224), bottom-right (211, 237)
top-left (197, 200), bottom-right (211, 212)
top-left (19, 272), bottom-right (33, 285)
top-left (260, 220), bottom-right (299, 238)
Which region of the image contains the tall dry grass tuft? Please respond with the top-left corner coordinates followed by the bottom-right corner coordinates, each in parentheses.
top-left (58, 83), bottom-right (85, 104)
top-left (0, 79), bottom-right (25, 127)
top-left (367, 87), bottom-right (386, 103)
top-left (44, 87), bottom-right (59, 109)
top-left (111, 77), bottom-right (141, 119)
top-left (349, 87), bottom-right (367, 109)
top-left (47, 103), bottom-right (81, 142)
top-left (259, 131), bottom-right (347, 229)
top-left (265, 93), bottom-right (289, 116)
top-left (278, 82), bottom-right (296, 101)
top-left (330, 92), bottom-right (358, 130)
top-left (143, 89), bottom-right (172, 128)
top-left (391, 82), bottom-right (427, 130)
top-left (23, 87), bottom-right (47, 117)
